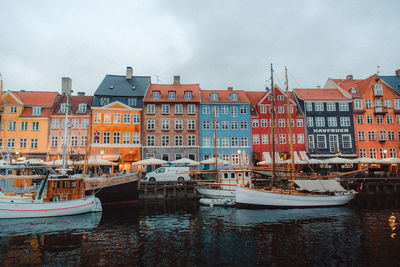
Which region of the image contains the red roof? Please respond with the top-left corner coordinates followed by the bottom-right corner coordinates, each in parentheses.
top-left (332, 78), bottom-right (362, 97)
top-left (13, 91), bottom-right (59, 107)
top-left (245, 91), bottom-right (266, 107)
top-left (201, 87), bottom-right (250, 103)
top-left (51, 95), bottom-right (93, 115)
top-left (144, 83), bottom-right (200, 102)
top-left (293, 88), bottom-right (351, 100)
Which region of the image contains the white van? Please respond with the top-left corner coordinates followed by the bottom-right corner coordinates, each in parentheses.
top-left (145, 167), bottom-right (190, 183)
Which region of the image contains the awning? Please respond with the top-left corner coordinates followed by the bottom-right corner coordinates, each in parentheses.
top-left (293, 179), bottom-right (346, 192)
top-left (309, 154), bottom-right (357, 158)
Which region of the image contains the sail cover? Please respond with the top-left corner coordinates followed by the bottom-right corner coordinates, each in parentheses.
top-left (293, 179), bottom-right (346, 192)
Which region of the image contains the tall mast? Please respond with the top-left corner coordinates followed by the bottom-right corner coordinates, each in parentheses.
top-left (270, 64), bottom-right (276, 180)
top-left (83, 109), bottom-right (92, 176)
top-left (61, 94), bottom-right (70, 173)
top-left (285, 67), bottom-right (295, 179)
top-left (213, 106), bottom-right (218, 183)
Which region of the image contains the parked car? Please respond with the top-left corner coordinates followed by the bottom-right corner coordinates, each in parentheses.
top-left (145, 167), bottom-right (190, 183)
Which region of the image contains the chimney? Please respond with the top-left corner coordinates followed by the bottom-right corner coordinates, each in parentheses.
top-left (316, 85), bottom-right (321, 89)
top-left (77, 92), bottom-right (85, 96)
top-left (227, 87), bottom-right (233, 91)
top-left (173, 76), bottom-right (181, 85)
top-left (395, 69), bottom-right (400, 77)
top-left (126, 66), bottom-right (133, 80)
top-left (346, 75), bottom-right (353, 80)
top-left (62, 77), bottom-right (72, 96)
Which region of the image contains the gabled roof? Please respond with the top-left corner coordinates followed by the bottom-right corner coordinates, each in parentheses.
top-left (144, 83), bottom-right (200, 102)
top-left (201, 87), bottom-right (250, 103)
top-left (51, 95), bottom-right (93, 115)
top-left (245, 91), bottom-right (266, 107)
top-left (379, 75), bottom-right (400, 94)
top-left (91, 100), bottom-right (138, 110)
top-left (293, 88), bottom-right (351, 101)
top-left (94, 75), bottom-right (151, 97)
top-left (331, 78), bottom-right (362, 97)
top-left (12, 91), bottom-right (59, 107)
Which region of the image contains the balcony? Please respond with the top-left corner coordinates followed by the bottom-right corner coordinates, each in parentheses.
top-left (353, 108), bottom-right (366, 114)
top-left (374, 107), bottom-right (387, 114)
top-left (394, 108), bottom-right (400, 114)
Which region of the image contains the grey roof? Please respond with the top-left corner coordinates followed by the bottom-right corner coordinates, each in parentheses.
top-left (379, 75), bottom-right (400, 94)
top-left (94, 75), bottom-right (151, 97)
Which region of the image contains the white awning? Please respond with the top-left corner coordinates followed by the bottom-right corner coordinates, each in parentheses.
top-left (293, 179), bottom-right (346, 192)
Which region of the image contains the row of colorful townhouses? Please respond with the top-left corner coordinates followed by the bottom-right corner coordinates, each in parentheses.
top-left (1, 67), bottom-right (400, 172)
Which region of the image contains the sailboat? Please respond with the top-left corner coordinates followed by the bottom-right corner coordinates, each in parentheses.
top-left (0, 90), bottom-right (102, 219)
top-left (235, 65), bottom-right (358, 208)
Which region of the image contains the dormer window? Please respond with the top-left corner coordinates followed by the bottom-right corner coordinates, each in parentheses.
top-left (168, 91), bottom-right (176, 100)
top-left (184, 91), bottom-right (192, 100)
top-left (229, 93), bottom-right (238, 101)
top-left (100, 97), bottom-right (110, 106)
top-left (128, 97), bottom-right (137, 106)
top-left (32, 107), bottom-right (42, 116)
top-left (210, 93), bottom-right (219, 101)
top-left (350, 88), bottom-right (356, 94)
top-left (373, 84), bottom-right (383, 96)
top-left (77, 104), bottom-right (87, 113)
top-left (10, 106), bottom-right (17, 113)
top-left (277, 95), bottom-right (284, 101)
top-left (58, 103), bottom-right (68, 113)
top-left (152, 91), bottom-right (161, 99)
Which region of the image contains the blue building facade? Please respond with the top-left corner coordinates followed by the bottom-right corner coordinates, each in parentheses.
top-left (199, 88), bottom-right (252, 169)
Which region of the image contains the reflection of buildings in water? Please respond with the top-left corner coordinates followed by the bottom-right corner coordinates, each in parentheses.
top-left (389, 212), bottom-right (397, 239)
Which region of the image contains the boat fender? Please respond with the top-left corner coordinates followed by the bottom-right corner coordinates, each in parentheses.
top-left (350, 190), bottom-right (355, 194)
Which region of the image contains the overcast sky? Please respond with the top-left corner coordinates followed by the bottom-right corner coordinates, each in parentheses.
top-left (0, 0), bottom-right (399, 95)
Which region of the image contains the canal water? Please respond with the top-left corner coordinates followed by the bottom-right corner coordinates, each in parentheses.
top-left (1, 196), bottom-right (400, 266)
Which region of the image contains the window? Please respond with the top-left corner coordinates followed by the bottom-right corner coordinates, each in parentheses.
top-left (375, 99), bottom-right (382, 108)
top-left (104, 113), bottom-right (111, 123)
top-left (94, 112), bottom-right (101, 123)
top-left (188, 136), bottom-right (196, 146)
top-left (152, 91), bottom-right (160, 99)
top-left (339, 103), bottom-right (349, 111)
top-left (8, 121), bottom-right (16, 131)
top-left (162, 104), bottom-right (170, 114)
top-left (147, 120), bottom-right (155, 130)
top-left (32, 107), bottom-right (42, 115)
top-left (358, 131), bottom-right (365, 141)
top-left (356, 115), bottom-right (364, 124)
top-left (378, 130), bottom-right (386, 141)
top-left (230, 93), bottom-right (238, 101)
top-left (133, 114), bottom-right (140, 124)
top-left (147, 104), bottom-right (155, 114)
top-left (307, 117), bottom-right (313, 127)
top-left (203, 120), bottom-right (210, 130)
top-left (113, 113), bottom-right (121, 124)
top-left (188, 120), bottom-right (196, 130)
top-left (167, 91), bottom-right (176, 100)
top-left (260, 105), bottom-right (267, 114)
top-left (162, 120), bottom-right (170, 130)
top-left (370, 148), bottom-right (377, 159)
top-left (232, 154), bottom-right (239, 165)
top-left (100, 97), bottom-right (110, 106)
top-left (368, 131), bottom-right (375, 140)
top-left (315, 117), bottom-right (325, 127)
top-left (327, 103), bottom-right (336, 111)
top-left (315, 103), bottom-right (324, 111)
top-left (340, 117), bottom-right (350, 127)
top-left (397, 115), bottom-right (400, 124)
top-left (81, 118), bottom-right (89, 129)
top-left (147, 136), bottom-right (155, 146)
top-left (342, 135), bottom-right (352, 149)
top-left (253, 134), bottom-right (260, 144)
top-left (306, 103), bottom-right (312, 112)
top-left (71, 119), bottom-right (79, 129)
top-left (298, 134), bottom-right (304, 144)
top-left (277, 95), bottom-right (284, 101)
top-left (231, 137), bottom-right (239, 147)
top-left (80, 136), bottom-right (87, 146)
top-left (390, 148), bottom-right (397, 158)
top-left (32, 122), bottom-right (39, 131)
top-left (252, 120), bottom-right (259, 128)
top-left (175, 104), bottom-right (183, 114)
top-left (231, 106), bottom-right (238, 117)
top-left (231, 121), bottom-right (238, 130)
top-left (20, 138), bottom-right (27, 148)
top-left (388, 131), bottom-right (395, 140)
top-left (308, 135), bottom-right (315, 149)
top-left (354, 99), bottom-right (362, 110)
top-left (262, 134), bottom-right (268, 144)
top-left (123, 114), bottom-right (131, 124)
top-left (373, 84), bottom-right (383, 95)
top-left (77, 104), bottom-right (87, 113)
top-left (132, 132), bottom-right (140, 144)
top-left (30, 139), bottom-right (38, 149)
top-left (221, 105), bottom-right (228, 114)
top-left (213, 121), bottom-right (219, 130)
top-left (113, 132), bottom-right (120, 144)
top-left (58, 103), bottom-right (68, 113)
top-left (367, 115), bottom-right (373, 124)
top-left (395, 99), bottom-right (400, 110)
top-left (61, 119), bottom-right (66, 129)
top-left (93, 131), bottom-right (100, 144)
top-left (327, 117), bottom-right (337, 127)
top-left (376, 115), bottom-right (383, 124)
top-left (161, 136), bottom-right (170, 146)
top-left (278, 106), bottom-right (284, 114)
top-left (329, 135), bottom-right (339, 152)
top-left (210, 93), bottom-right (219, 101)
top-left (260, 119), bottom-right (267, 127)
top-left (10, 106), bottom-right (17, 113)
top-left (279, 134), bottom-right (286, 144)
top-left (387, 115), bottom-right (393, 124)
top-left (188, 104), bottom-right (196, 114)
top-left (240, 121), bottom-right (248, 130)
top-left (103, 132), bottom-right (110, 144)
top-left (278, 119), bottom-right (285, 127)
top-left (202, 105), bottom-right (210, 114)
top-left (203, 137), bottom-right (211, 147)
top-left (7, 138), bottom-right (15, 148)
top-left (385, 100), bottom-right (392, 108)
top-left (213, 106), bottom-right (219, 117)
top-left (380, 148), bottom-right (387, 159)
top-left (317, 135), bottom-right (327, 149)
top-left (222, 154), bottom-right (229, 162)
top-left (365, 100), bottom-right (372, 108)
top-left (71, 136), bottom-right (78, 147)
top-left (221, 137), bottom-right (229, 147)
top-left (359, 148), bottom-right (367, 158)
top-left (175, 120), bottom-right (183, 130)
top-left (240, 105), bottom-right (248, 114)
top-left (50, 119), bottom-right (59, 129)
top-left (241, 137), bottom-right (248, 147)
top-left (20, 121), bottom-right (28, 130)
top-left (296, 119), bottom-right (303, 127)
top-left (184, 91), bottom-right (192, 99)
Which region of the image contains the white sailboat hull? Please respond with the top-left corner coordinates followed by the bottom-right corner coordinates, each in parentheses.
top-left (196, 188), bottom-right (235, 200)
top-left (0, 196), bottom-right (102, 219)
top-left (235, 186), bottom-right (357, 208)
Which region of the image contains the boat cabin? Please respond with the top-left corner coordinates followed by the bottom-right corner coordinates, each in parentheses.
top-left (43, 177), bottom-right (85, 202)
top-left (220, 170), bottom-right (252, 190)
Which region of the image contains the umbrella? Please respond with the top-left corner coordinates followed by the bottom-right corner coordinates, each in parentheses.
top-left (43, 159), bottom-right (76, 166)
top-left (75, 157), bottom-right (118, 166)
top-left (307, 158), bottom-right (325, 164)
top-left (350, 157), bottom-right (386, 164)
top-left (323, 157), bottom-right (353, 164)
top-left (200, 157), bottom-right (229, 165)
top-left (171, 158), bottom-right (200, 166)
top-left (132, 157), bottom-right (168, 165)
top-left (383, 158), bottom-right (400, 164)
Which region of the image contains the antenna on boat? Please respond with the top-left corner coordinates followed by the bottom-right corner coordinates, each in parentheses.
top-left (285, 66), bottom-right (295, 179)
top-left (213, 106), bottom-right (218, 183)
top-left (270, 64), bottom-right (276, 180)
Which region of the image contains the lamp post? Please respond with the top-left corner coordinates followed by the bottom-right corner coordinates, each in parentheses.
top-left (238, 150), bottom-right (241, 167)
